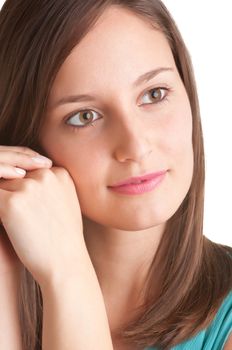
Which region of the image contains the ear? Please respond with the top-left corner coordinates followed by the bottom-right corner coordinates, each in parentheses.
top-left (223, 333), bottom-right (232, 350)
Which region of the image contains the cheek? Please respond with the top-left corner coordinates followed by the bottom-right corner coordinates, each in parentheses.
top-left (42, 139), bottom-right (95, 177)
top-left (38, 121), bottom-right (105, 190)
top-left (45, 138), bottom-right (104, 195)
top-left (166, 101), bottom-right (194, 200)
top-left (161, 98), bottom-right (193, 165)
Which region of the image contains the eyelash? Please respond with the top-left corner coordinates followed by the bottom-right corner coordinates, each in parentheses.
top-left (65, 87), bottom-right (169, 132)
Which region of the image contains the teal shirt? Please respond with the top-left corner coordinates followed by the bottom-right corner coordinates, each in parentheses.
top-left (145, 291), bottom-right (232, 350)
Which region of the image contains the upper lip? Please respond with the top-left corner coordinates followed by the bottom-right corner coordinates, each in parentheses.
top-left (109, 170), bottom-right (168, 187)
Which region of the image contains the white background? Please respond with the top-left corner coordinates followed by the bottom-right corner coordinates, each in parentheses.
top-left (0, 1), bottom-right (231, 246)
top-left (162, 1), bottom-right (232, 246)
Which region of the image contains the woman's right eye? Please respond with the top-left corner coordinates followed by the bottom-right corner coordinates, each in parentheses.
top-left (65, 110), bottom-right (100, 129)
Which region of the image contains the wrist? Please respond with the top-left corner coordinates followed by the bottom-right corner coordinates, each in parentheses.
top-left (40, 248), bottom-right (94, 296)
top-left (40, 255), bottom-right (114, 350)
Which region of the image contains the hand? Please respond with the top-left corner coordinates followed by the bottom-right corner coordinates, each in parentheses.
top-left (0, 145), bottom-right (52, 181)
top-left (0, 146), bottom-right (86, 288)
top-left (0, 145), bottom-right (52, 277)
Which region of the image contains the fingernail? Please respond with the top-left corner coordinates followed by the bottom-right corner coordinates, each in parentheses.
top-left (15, 168), bottom-right (26, 175)
top-left (31, 156), bottom-right (52, 164)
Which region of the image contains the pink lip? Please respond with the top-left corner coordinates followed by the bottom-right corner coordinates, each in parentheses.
top-left (109, 170), bottom-right (168, 187)
top-left (108, 170), bottom-right (168, 195)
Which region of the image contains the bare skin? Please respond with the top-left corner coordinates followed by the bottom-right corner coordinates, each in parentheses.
top-left (39, 5), bottom-right (193, 345)
top-left (0, 146), bottom-right (52, 350)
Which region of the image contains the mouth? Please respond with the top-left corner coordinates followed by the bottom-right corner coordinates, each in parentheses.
top-left (109, 170), bottom-right (168, 187)
top-left (108, 170), bottom-right (168, 195)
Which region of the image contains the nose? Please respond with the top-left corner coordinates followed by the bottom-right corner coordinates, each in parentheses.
top-left (112, 113), bottom-right (153, 163)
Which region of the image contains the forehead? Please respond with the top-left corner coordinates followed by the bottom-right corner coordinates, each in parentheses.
top-left (50, 6), bottom-right (176, 96)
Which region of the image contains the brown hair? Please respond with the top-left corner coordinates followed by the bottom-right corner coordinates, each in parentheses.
top-left (0, 1), bottom-right (231, 349)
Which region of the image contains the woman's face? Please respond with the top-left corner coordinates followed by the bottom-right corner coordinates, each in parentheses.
top-left (39, 6), bottom-right (194, 231)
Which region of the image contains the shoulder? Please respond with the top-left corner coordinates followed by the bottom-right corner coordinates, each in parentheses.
top-left (204, 291), bottom-right (232, 349)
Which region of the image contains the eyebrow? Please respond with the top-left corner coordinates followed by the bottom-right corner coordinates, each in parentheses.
top-left (51, 66), bottom-right (174, 109)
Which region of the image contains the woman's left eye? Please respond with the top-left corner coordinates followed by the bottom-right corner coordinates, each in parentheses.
top-left (141, 87), bottom-right (168, 105)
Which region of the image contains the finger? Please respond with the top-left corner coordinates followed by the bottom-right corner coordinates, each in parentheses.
top-left (0, 167), bottom-right (60, 193)
top-left (0, 163), bottom-right (27, 179)
top-left (0, 167), bottom-right (54, 191)
top-left (0, 151), bottom-right (52, 171)
top-left (0, 145), bottom-right (39, 156)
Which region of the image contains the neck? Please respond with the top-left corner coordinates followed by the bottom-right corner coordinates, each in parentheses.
top-left (82, 217), bottom-right (165, 317)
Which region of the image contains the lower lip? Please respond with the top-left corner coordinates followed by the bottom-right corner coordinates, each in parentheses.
top-left (108, 172), bottom-right (167, 195)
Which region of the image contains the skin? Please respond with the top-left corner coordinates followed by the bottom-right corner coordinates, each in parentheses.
top-left (39, 5), bottom-right (194, 333)
top-left (224, 334), bottom-right (232, 350)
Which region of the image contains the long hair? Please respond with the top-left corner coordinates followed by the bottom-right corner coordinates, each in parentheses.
top-left (0, 1), bottom-right (231, 349)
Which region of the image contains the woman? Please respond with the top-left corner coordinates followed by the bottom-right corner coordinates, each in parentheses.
top-left (0, 1), bottom-right (231, 349)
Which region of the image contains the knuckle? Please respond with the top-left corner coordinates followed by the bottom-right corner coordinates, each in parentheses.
top-left (36, 167), bottom-right (71, 185)
top-left (15, 151), bottom-right (25, 160)
top-left (0, 164), bottom-right (14, 178)
top-left (19, 146), bottom-right (28, 153)
top-left (5, 191), bottom-right (21, 209)
top-left (15, 146), bottom-right (37, 156)
top-left (19, 146), bottom-right (34, 154)
top-left (35, 167), bottom-right (54, 182)
top-left (19, 178), bottom-right (37, 192)
top-left (54, 167), bottom-right (70, 180)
